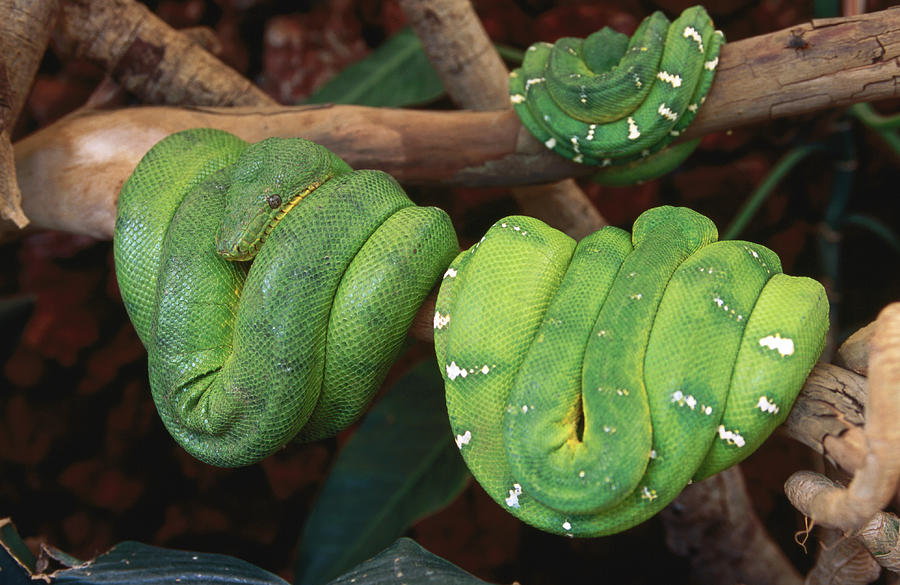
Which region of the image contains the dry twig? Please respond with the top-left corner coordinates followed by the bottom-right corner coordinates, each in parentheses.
top-left (0, 0), bottom-right (60, 228)
top-left (786, 304), bottom-right (900, 533)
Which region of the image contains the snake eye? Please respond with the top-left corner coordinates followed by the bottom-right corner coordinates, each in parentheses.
top-left (266, 194), bottom-right (282, 209)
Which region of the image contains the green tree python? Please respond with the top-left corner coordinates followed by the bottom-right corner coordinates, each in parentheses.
top-left (113, 5), bottom-right (828, 536)
top-left (509, 5), bottom-right (725, 184)
top-left (434, 207), bottom-right (827, 536)
top-left (114, 128), bottom-right (459, 467)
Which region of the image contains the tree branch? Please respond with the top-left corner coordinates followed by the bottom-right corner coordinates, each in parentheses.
top-left (53, 0), bottom-right (274, 107)
top-left (9, 7), bottom-right (900, 239)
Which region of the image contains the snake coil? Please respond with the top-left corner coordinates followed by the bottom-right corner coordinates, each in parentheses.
top-left (434, 206), bottom-right (828, 536)
top-left (114, 129), bottom-right (458, 467)
top-left (510, 5), bottom-right (724, 184)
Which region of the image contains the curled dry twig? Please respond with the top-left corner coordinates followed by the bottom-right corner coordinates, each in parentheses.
top-left (786, 303), bottom-right (900, 532)
top-left (1, 0), bottom-right (61, 228)
top-left (804, 527), bottom-right (881, 585)
top-left (786, 303), bottom-right (900, 579)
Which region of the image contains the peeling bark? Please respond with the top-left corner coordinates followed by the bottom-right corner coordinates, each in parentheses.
top-left (0, 0), bottom-right (60, 228)
top-left (804, 527), bottom-right (881, 585)
top-left (786, 303), bottom-right (900, 533)
top-left (53, 0), bottom-right (274, 107)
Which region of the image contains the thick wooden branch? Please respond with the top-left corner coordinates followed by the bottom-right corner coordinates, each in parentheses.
top-left (10, 7), bottom-right (900, 239)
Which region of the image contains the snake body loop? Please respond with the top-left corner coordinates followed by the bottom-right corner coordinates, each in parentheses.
top-left (114, 129), bottom-right (459, 466)
top-left (434, 206), bottom-right (828, 536)
top-left (509, 5), bottom-right (724, 184)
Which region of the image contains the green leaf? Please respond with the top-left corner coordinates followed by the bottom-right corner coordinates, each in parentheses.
top-left (0, 518), bottom-right (36, 585)
top-left (51, 541), bottom-right (289, 585)
top-left (294, 359), bottom-right (470, 585)
top-left (304, 29), bottom-right (445, 107)
top-left (325, 538), bottom-right (493, 585)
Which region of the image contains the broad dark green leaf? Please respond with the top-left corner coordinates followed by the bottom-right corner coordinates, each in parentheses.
top-left (304, 29), bottom-right (444, 107)
top-left (294, 359), bottom-right (470, 585)
top-left (326, 538), bottom-right (493, 585)
top-left (51, 541), bottom-right (289, 585)
top-left (0, 518), bottom-right (36, 585)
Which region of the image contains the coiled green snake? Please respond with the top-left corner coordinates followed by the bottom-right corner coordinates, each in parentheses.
top-left (510, 5), bottom-right (725, 184)
top-left (434, 207), bottom-right (827, 536)
top-left (114, 129), bottom-right (458, 467)
top-left (113, 5), bottom-right (829, 536)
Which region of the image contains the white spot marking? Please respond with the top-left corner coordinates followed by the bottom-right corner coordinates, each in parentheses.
top-left (759, 334), bottom-right (795, 357)
top-left (630, 293), bottom-right (643, 300)
top-left (603, 425), bottom-right (616, 433)
top-left (510, 93), bottom-right (525, 104)
top-left (703, 405), bottom-right (713, 415)
top-left (522, 404), bottom-right (529, 413)
top-left (562, 520), bottom-right (572, 531)
top-left (525, 77), bottom-right (545, 90)
top-left (705, 56), bottom-right (719, 70)
top-left (627, 117), bottom-right (641, 140)
top-left (505, 483), bottom-right (522, 508)
top-left (757, 395), bottom-right (780, 414)
top-left (443, 267), bottom-right (457, 279)
top-left (718, 424), bottom-right (746, 447)
top-left (433, 311), bottom-right (451, 330)
top-left (671, 390), bottom-right (698, 410)
top-left (446, 361), bottom-right (462, 380)
top-left (649, 449), bottom-right (658, 459)
top-left (658, 102), bottom-right (678, 122)
top-left (544, 137), bottom-right (557, 149)
top-left (586, 124), bottom-right (597, 140)
top-left (683, 26), bottom-right (704, 52)
top-left (578, 470), bottom-right (586, 478)
top-left (687, 103), bottom-right (699, 113)
top-left (455, 430), bottom-right (472, 449)
top-left (641, 486), bottom-right (658, 501)
top-left (573, 154), bottom-right (584, 164)
top-left (570, 136), bottom-right (581, 153)
top-left (656, 71), bottom-right (683, 88)
top-left (481, 365), bottom-right (490, 374)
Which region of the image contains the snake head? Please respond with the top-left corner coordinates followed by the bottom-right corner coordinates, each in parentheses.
top-left (216, 137), bottom-right (352, 261)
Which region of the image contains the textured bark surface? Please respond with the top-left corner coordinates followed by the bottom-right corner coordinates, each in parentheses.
top-left (660, 467), bottom-right (803, 585)
top-left (0, 0), bottom-right (59, 228)
top-left (53, 0), bottom-right (274, 107)
top-left (10, 8), bottom-right (900, 238)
